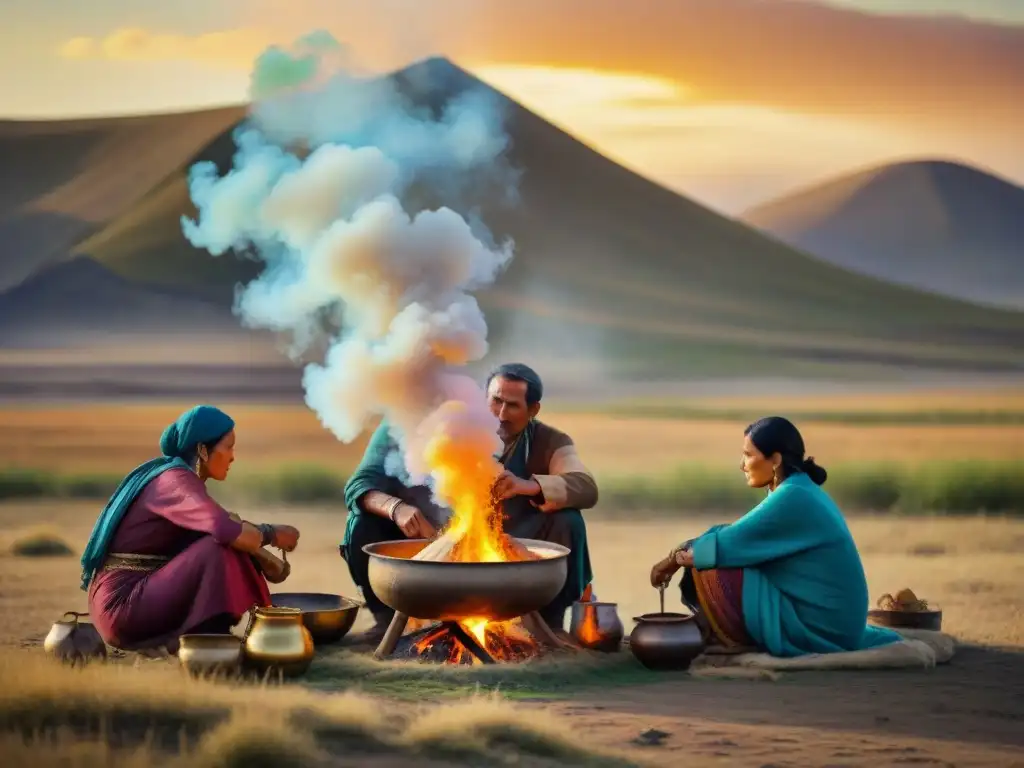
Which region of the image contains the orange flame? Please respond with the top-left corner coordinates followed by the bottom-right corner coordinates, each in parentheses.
top-left (421, 400), bottom-right (514, 563)
top-left (415, 400), bottom-right (539, 661)
top-left (410, 618), bottom-right (535, 664)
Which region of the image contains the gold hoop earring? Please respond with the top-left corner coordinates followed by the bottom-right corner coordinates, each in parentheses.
top-left (195, 445), bottom-right (208, 477)
top-left (772, 464), bottom-right (780, 489)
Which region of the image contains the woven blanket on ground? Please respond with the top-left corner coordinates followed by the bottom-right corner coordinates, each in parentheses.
top-left (689, 629), bottom-right (955, 674)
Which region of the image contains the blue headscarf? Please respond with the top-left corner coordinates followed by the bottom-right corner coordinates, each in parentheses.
top-left (79, 405), bottom-right (236, 590)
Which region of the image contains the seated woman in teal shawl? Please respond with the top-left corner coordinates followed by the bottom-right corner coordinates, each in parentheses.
top-left (82, 405), bottom-right (301, 655)
top-left (650, 416), bottom-right (901, 657)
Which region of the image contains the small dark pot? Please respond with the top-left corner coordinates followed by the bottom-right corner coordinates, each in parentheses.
top-left (628, 612), bottom-right (706, 671)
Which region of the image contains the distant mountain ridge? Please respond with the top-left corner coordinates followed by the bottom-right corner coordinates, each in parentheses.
top-left (0, 107), bottom-right (243, 293)
top-left (743, 159), bottom-right (1024, 311)
top-left (0, 255), bottom-right (240, 347)
top-left (1, 60), bottom-right (1023, 379)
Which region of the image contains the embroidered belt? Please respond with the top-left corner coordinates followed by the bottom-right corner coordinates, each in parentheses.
top-left (102, 553), bottom-right (170, 573)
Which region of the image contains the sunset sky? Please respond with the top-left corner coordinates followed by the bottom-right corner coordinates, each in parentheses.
top-left (3, 0), bottom-right (1022, 213)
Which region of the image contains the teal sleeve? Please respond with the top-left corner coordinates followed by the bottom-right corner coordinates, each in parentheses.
top-left (682, 524), bottom-right (725, 547)
top-left (678, 524), bottom-right (725, 554)
top-left (691, 487), bottom-right (835, 570)
top-left (342, 421), bottom-right (398, 514)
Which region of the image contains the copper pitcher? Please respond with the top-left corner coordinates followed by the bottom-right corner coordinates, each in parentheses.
top-left (43, 612), bottom-right (107, 665)
top-left (569, 601), bottom-right (624, 652)
top-left (241, 606), bottom-right (314, 677)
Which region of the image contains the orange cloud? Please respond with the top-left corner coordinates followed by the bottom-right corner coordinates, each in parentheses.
top-left (45, 3), bottom-right (1024, 210)
top-left (455, 0), bottom-right (1024, 126)
top-left (475, 65), bottom-right (926, 212)
top-left (55, 0), bottom-right (1024, 130)
top-left (56, 27), bottom-right (274, 68)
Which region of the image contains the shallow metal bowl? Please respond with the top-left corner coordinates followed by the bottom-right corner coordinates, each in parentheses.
top-left (178, 634), bottom-right (243, 676)
top-left (363, 538), bottom-right (569, 621)
top-left (270, 592), bottom-right (362, 644)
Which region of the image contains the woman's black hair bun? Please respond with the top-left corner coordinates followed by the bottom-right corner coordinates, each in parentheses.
top-left (802, 456), bottom-right (828, 486)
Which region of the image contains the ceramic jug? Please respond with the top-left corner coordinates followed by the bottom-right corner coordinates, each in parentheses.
top-left (43, 612), bottom-right (107, 665)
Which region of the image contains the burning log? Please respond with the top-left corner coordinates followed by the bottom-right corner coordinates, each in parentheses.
top-left (500, 534), bottom-right (543, 562)
top-left (411, 531), bottom-right (542, 564)
top-left (395, 621), bottom-right (540, 664)
top-left (411, 533), bottom-right (459, 562)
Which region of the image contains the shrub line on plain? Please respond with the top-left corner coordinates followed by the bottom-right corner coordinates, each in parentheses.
top-left (1, 462), bottom-right (1021, 515)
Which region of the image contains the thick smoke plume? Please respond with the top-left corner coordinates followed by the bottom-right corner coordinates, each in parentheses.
top-left (182, 32), bottom-right (515, 494)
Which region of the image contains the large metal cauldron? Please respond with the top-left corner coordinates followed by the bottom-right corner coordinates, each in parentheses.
top-left (363, 538), bottom-right (569, 621)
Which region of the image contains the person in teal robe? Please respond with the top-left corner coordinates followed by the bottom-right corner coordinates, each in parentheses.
top-left (342, 363), bottom-right (598, 642)
top-left (650, 416), bottom-right (902, 657)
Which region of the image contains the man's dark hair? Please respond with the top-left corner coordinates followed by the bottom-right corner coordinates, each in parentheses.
top-left (486, 362), bottom-right (543, 405)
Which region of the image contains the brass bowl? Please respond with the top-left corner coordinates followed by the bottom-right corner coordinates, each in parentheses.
top-left (271, 592), bottom-right (361, 644)
top-left (178, 634), bottom-right (243, 676)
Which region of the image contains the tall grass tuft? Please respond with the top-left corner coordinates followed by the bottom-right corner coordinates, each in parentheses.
top-left (0, 648), bottom-right (638, 766)
top-left (6, 525), bottom-right (75, 557)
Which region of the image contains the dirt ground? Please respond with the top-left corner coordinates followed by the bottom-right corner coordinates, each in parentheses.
top-left (3, 502), bottom-right (1022, 766)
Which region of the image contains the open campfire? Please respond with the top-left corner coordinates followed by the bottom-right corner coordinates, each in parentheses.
top-left (366, 403), bottom-right (574, 665)
top-left (402, 535), bottom-right (544, 664)
top-left (394, 617), bottom-right (539, 665)
top-left (367, 529), bottom-right (573, 665)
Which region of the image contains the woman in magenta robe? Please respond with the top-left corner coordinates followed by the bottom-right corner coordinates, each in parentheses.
top-left (82, 405), bottom-right (300, 654)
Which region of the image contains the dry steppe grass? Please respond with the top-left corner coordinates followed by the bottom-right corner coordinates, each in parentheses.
top-left (2, 397), bottom-right (1021, 476)
top-left (1, 503), bottom-right (1022, 767)
top-left (0, 649), bottom-right (636, 767)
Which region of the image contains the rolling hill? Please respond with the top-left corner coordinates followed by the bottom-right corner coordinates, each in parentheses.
top-left (0, 255), bottom-right (241, 348)
top-left (0, 108), bottom-right (243, 294)
top-left (4, 58), bottom-right (1024, 383)
top-left (743, 160), bottom-right (1024, 311)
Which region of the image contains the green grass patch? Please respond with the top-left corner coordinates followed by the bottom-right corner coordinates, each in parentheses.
top-left (2, 461), bottom-right (1022, 515)
top-left (602, 461), bottom-right (1024, 515)
top-left (0, 470), bottom-right (124, 502)
top-left (223, 464), bottom-right (348, 504)
top-left (304, 647), bottom-right (673, 700)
